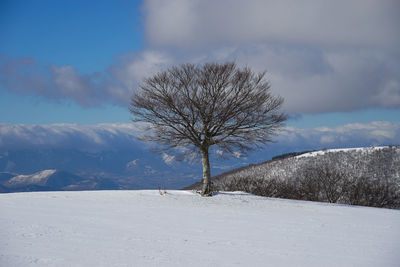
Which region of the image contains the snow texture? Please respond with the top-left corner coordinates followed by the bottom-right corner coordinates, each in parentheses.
top-left (295, 146), bottom-right (388, 158)
top-left (1, 190), bottom-right (399, 266)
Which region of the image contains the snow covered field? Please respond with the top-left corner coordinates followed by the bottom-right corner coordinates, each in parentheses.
top-left (1, 190), bottom-right (399, 267)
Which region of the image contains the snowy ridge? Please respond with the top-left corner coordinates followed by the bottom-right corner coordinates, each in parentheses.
top-left (0, 190), bottom-right (399, 267)
top-left (296, 146), bottom-right (389, 158)
top-left (7, 170), bottom-right (57, 187)
top-left (187, 145), bottom-right (400, 207)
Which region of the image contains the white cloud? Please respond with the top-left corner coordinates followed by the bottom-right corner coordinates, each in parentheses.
top-left (0, 123), bottom-right (144, 151)
top-left (233, 152), bottom-right (241, 158)
top-left (142, 0), bottom-right (400, 113)
top-left (320, 136), bottom-right (335, 144)
top-left (278, 121), bottom-right (400, 148)
top-left (144, 0), bottom-right (400, 49)
top-left (373, 80), bottom-right (400, 107)
top-left (0, 50), bottom-right (172, 108)
top-left (162, 153), bottom-right (175, 165)
top-left (0, 122), bottom-right (398, 153)
top-left (126, 159), bottom-right (138, 169)
top-left (1, 0), bottom-right (399, 114)
top-left (108, 50), bottom-right (172, 91)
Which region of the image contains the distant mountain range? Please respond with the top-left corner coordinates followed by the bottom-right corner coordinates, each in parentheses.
top-left (1, 122), bottom-right (399, 192)
top-left (2, 146), bottom-right (398, 194)
top-left (0, 148), bottom-right (205, 192)
top-left (0, 169), bottom-right (120, 193)
top-left (0, 146), bottom-right (325, 193)
top-left (0, 143), bottom-right (297, 192)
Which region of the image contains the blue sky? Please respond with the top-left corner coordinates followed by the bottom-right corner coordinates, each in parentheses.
top-left (0, 0), bottom-right (399, 129)
top-left (1, 0), bottom-right (143, 72)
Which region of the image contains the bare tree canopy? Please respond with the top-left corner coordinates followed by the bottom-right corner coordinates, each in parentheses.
top-left (130, 62), bottom-right (286, 196)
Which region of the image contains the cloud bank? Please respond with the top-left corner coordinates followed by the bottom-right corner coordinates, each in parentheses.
top-left (144, 0), bottom-right (400, 49)
top-left (1, 0), bottom-right (399, 113)
top-left (0, 123), bottom-right (144, 151)
top-left (143, 0), bottom-right (400, 113)
top-left (0, 52), bottom-right (171, 108)
top-left (278, 121), bottom-right (400, 149)
top-left (0, 121), bottom-right (398, 153)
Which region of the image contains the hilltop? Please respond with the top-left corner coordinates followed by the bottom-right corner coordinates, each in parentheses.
top-left (186, 146), bottom-right (400, 208)
top-left (1, 190), bottom-right (399, 266)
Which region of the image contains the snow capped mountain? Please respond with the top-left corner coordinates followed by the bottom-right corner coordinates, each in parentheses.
top-left (1, 170), bottom-right (95, 192)
top-left (7, 169), bottom-right (57, 187)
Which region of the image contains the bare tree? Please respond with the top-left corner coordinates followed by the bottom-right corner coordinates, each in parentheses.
top-left (130, 62), bottom-right (286, 196)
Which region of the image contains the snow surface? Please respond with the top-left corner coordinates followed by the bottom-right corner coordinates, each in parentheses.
top-left (1, 190), bottom-right (399, 267)
top-left (295, 146), bottom-right (388, 158)
top-left (7, 170), bottom-right (57, 187)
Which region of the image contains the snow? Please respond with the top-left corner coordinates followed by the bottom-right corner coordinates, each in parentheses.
top-left (162, 153), bottom-right (175, 165)
top-left (1, 190), bottom-right (399, 267)
top-left (295, 146), bottom-right (388, 158)
top-left (125, 159), bottom-right (138, 168)
top-left (7, 170), bottom-right (57, 186)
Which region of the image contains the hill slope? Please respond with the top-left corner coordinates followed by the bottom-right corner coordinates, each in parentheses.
top-left (186, 146), bottom-right (400, 208)
top-left (1, 190), bottom-right (399, 267)
top-left (189, 146), bottom-right (400, 188)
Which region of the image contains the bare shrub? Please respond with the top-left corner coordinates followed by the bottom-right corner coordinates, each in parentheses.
top-left (300, 166), bottom-right (348, 203)
top-left (219, 176), bottom-right (281, 198)
top-left (252, 178), bottom-right (281, 197)
top-left (273, 180), bottom-right (300, 200)
top-left (219, 165), bottom-right (400, 209)
top-left (345, 176), bottom-right (400, 208)
top-left (295, 170), bottom-right (322, 202)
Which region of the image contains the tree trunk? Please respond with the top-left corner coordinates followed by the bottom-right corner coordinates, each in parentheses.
top-left (200, 147), bottom-right (212, 196)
